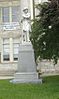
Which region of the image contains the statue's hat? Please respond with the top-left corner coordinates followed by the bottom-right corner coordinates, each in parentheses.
top-left (23, 7), bottom-right (28, 11)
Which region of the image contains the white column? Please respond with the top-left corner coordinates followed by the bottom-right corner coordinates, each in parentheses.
top-left (10, 38), bottom-right (13, 62)
top-left (9, 7), bottom-right (12, 23)
top-left (1, 38), bottom-right (3, 63)
top-left (30, 0), bottom-right (34, 19)
top-left (0, 8), bottom-right (2, 23)
top-left (39, 0), bottom-right (41, 3)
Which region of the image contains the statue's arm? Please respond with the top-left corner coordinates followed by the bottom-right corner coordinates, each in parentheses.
top-left (23, 13), bottom-right (30, 19)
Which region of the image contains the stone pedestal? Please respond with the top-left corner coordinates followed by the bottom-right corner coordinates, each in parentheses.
top-left (11, 42), bottom-right (42, 83)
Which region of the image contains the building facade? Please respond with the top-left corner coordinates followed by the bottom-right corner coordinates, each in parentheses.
top-left (0, 0), bottom-right (21, 76)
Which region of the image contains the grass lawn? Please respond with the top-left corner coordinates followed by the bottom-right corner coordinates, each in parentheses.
top-left (0, 76), bottom-right (59, 99)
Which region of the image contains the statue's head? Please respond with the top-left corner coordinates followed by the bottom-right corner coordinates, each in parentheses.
top-left (23, 7), bottom-right (28, 13)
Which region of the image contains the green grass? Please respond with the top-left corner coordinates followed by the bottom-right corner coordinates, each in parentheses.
top-left (0, 76), bottom-right (59, 99)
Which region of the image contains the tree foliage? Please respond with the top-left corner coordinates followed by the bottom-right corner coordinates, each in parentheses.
top-left (30, 0), bottom-right (59, 64)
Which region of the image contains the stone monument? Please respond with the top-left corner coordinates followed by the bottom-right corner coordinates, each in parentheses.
top-left (11, 5), bottom-right (42, 83)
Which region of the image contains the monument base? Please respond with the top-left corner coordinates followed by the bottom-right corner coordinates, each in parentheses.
top-left (11, 42), bottom-right (42, 83)
top-left (11, 72), bottom-right (42, 83)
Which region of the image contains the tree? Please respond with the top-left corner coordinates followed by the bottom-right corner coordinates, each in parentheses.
top-left (30, 0), bottom-right (59, 64)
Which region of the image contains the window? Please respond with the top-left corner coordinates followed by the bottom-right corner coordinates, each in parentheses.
top-left (2, 7), bottom-right (9, 22)
top-left (3, 39), bottom-right (10, 61)
top-left (13, 39), bottom-right (19, 61)
top-left (2, 6), bottom-right (19, 23)
top-left (12, 6), bottom-right (19, 22)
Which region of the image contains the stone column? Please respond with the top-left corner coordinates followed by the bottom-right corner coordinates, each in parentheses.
top-left (9, 7), bottom-right (12, 23)
top-left (30, 0), bottom-right (34, 19)
top-left (39, 0), bottom-right (41, 3)
top-left (1, 38), bottom-right (3, 63)
top-left (0, 8), bottom-right (2, 24)
top-left (10, 38), bottom-right (13, 62)
top-left (0, 37), bottom-right (2, 63)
